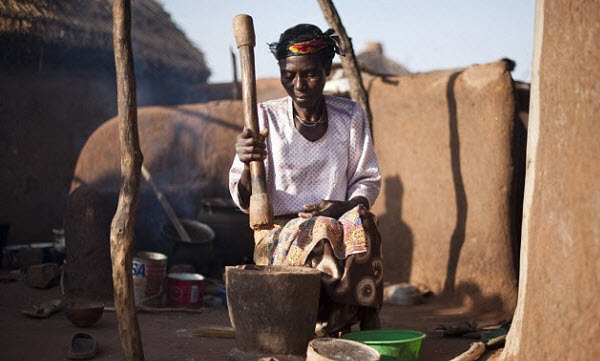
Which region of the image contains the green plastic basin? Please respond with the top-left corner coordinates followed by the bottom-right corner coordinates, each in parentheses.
top-left (342, 329), bottom-right (426, 361)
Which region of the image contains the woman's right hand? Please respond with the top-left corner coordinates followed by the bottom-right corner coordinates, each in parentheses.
top-left (235, 127), bottom-right (269, 164)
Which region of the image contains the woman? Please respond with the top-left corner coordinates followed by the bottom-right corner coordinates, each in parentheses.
top-left (229, 24), bottom-right (382, 335)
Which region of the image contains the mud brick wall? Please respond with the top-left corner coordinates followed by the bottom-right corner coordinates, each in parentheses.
top-left (502, 1), bottom-right (600, 360)
top-left (370, 61), bottom-right (520, 313)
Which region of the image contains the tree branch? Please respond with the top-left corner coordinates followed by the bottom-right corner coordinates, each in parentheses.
top-left (316, 0), bottom-right (373, 134)
top-left (110, 0), bottom-right (145, 360)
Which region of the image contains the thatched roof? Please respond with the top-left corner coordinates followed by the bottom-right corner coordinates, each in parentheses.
top-left (0, 0), bottom-right (209, 81)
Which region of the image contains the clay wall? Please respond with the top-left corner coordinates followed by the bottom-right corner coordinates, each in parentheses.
top-left (501, 1), bottom-right (600, 360)
top-left (370, 61), bottom-right (523, 313)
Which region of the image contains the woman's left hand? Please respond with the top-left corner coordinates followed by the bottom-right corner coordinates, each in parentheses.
top-left (300, 198), bottom-right (367, 219)
top-left (299, 200), bottom-right (348, 219)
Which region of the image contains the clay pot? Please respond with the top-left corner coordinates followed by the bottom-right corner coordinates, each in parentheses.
top-left (226, 265), bottom-right (321, 356)
top-left (65, 301), bottom-right (104, 327)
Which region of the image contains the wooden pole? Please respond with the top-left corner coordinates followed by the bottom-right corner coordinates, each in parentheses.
top-left (316, 0), bottom-right (373, 132)
top-left (110, 0), bottom-right (145, 360)
top-left (232, 14), bottom-right (274, 230)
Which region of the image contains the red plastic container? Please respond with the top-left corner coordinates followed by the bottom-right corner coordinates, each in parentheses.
top-left (167, 273), bottom-right (205, 307)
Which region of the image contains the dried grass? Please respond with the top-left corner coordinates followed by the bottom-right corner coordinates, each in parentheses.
top-left (0, 0), bottom-right (209, 79)
top-left (189, 324), bottom-right (235, 338)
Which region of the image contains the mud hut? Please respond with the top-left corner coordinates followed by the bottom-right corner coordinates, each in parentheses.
top-left (357, 41), bottom-right (410, 76)
top-left (325, 41), bottom-right (410, 95)
top-left (0, 0), bottom-right (209, 89)
top-left (0, 0), bottom-right (210, 243)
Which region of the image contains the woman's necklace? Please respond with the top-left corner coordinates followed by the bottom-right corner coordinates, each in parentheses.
top-left (294, 102), bottom-right (327, 127)
top-left (295, 113), bottom-right (326, 127)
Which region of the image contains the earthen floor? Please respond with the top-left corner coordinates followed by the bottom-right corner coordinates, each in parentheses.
top-left (1, 281), bottom-right (504, 361)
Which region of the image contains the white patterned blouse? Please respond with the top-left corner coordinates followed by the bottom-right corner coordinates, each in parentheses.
top-left (229, 95), bottom-right (381, 216)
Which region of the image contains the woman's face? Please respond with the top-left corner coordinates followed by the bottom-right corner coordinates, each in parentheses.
top-left (279, 54), bottom-right (331, 109)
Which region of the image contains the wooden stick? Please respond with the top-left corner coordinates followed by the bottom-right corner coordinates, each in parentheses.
top-left (141, 165), bottom-right (192, 242)
top-left (110, 1), bottom-right (145, 360)
top-left (316, 0), bottom-right (374, 133)
top-left (449, 342), bottom-right (486, 361)
top-left (232, 14), bottom-right (274, 230)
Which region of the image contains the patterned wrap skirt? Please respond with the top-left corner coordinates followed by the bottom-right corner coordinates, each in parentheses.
top-left (253, 205), bottom-right (383, 335)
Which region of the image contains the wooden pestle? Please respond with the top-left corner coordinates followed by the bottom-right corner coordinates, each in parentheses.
top-left (232, 14), bottom-right (274, 230)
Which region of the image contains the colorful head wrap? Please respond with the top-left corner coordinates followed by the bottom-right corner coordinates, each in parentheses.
top-left (268, 24), bottom-right (345, 61)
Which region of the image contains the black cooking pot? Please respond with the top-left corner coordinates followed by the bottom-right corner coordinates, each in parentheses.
top-left (162, 219), bottom-right (216, 277)
top-left (197, 199), bottom-right (254, 267)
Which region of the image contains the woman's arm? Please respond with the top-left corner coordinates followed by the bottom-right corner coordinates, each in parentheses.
top-left (229, 127), bottom-right (268, 211)
top-left (236, 165), bottom-right (252, 209)
top-left (346, 103), bottom-right (381, 207)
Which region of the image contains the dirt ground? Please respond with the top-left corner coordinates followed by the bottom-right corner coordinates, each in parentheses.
top-left (1, 280), bottom-right (505, 361)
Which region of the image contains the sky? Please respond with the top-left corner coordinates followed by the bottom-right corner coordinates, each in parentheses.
top-left (159, 1), bottom-right (535, 83)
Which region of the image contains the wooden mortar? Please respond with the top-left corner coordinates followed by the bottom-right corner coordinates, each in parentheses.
top-left (226, 265), bottom-right (321, 356)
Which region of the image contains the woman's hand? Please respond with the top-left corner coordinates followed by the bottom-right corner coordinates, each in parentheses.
top-left (299, 200), bottom-right (346, 219)
top-left (235, 127), bottom-right (269, 164)
top-left (299, 197), bottom-right (369, 219)
top-left (235, 127), bottom-right (269, 208)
